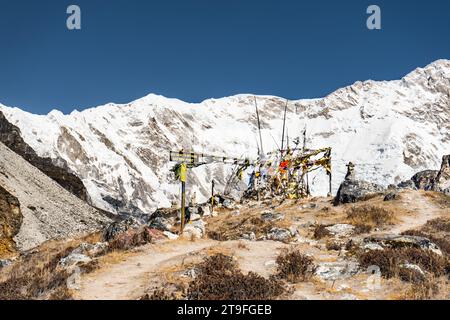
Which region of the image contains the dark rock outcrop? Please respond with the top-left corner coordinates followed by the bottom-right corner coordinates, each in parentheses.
top-left (411, 170), bottom-right (438, 191)
top-left (0, 111), bottom-right (88, 201)
top-left (383, 192), bottom-right (399, 202)
top-left (334, 180), bottom-right (384, 206)
top-left (397, 179), bottom-right (417, 190)
top-left (363, 234), bottom-right (442, 255)
top-left (0, 185), bottom-right (23, 256)
top-left (102, 217), bottom-right (141, 242)
top-left (433, 155), bottom-right (450, 195)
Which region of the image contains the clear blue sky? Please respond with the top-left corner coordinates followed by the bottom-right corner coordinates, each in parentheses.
top-left (0, 0), bottom-right (449, 114)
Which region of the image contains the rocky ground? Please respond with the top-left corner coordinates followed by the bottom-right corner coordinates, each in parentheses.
top-left (1, 147), bottom-right (449, 300)
top-left (2, 187), bottom-right (447, 300)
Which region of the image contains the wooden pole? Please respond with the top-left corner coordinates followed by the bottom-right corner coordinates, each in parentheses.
top-left (281, 99), bottom-right (288, 154)
top-left (211, 180), bottom-right (215, 215)
top-left (328, 172), bottom-right (332, 197)
top-left (179, 163), bottom-right (187, 234)
top-left (254, 96), bottom-right (264, 157)
top-left (180, 180), bottom-right (186, 233)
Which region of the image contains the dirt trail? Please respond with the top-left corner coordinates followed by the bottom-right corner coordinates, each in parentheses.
top-left (75, 239), bottom-right (216, 300)
top-left (75, 239), bottom-right (296, 300)
top-left (74, 191), bottom-right (449, 300)
top-left (387, 191), bottom-right (443, 234)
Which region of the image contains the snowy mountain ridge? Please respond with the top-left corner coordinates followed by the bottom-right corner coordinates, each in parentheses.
top-left (1, 59), bottom-right (449, 216)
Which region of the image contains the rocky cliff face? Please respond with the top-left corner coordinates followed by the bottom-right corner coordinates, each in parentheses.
top-left (0, 185), bottom-right (22, 257)
top-left (0, 60), bottom-right (449, 216)
top-left (434, 155), bottom-right (450, 194)
top-left (0, 141), bottom-right (111, 251)
top-left (0, 111), bottom-right (88, 201)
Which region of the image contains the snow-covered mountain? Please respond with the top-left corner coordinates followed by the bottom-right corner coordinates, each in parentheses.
top-left (1, 60), bottom-right (449, 215)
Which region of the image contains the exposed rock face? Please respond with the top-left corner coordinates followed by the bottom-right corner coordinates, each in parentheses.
top-left (0, 111), bottom-right (88, 201)
top-left (433, 155), bottom-right (450, 194)
top-left (397, 180), bottom-right (417, 190)
top-left (334, 180), bottom-right (384, 206)
top-left (103, 217), bottom-right (141, 242)
top-left (0, 141), bottom-right (111, 250)
top-left (411, 170), bottom-right (438, 191)
top-left (0, 185), bottom-right (23, 256)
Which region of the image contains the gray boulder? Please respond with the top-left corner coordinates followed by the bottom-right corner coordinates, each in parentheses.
top-left (334, 180), bottom-right (384, 205)
top-left (315, 261), bottom-right (359, 281)
top-left (267, 228), bottom-right (292, 242)
top-left (397, 180), bottom-right (417, 190)
top-left (72, 242), bottom-right (109, 257)
top-left (383, 192), bottom-right (399, 201)
top-left (411, 170), bottom-right (438, 190)
top-left (59, 253), bottom-right (92, 268)
top-left (0, 259), bottom-right (13, 268)
top-left (432, 155), bottom-right (450, 194)
top-left (364, 234), bottom-right (442, 255)
top-left (325, 224), bottom-right (355, 238)
top-left (103, 217), bottom-right (141, 241)
top-left (261, 211), bottom-right (285, 222)
top-left (222, 199), bottom-right (235, 209)
top-left (148, 216), bottom-right (172, 232)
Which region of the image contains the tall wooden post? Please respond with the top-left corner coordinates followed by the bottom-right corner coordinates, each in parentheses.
top-left (211, 180), bottom-right (215, 215)
top-left (180, 163), bottom-right (187, 234)
top-left (328, 172), bottom-right (332, 197)
top-left (180, 180), bottom-right (186, 233)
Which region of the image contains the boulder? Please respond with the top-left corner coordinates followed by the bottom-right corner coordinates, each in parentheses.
top-left (222, 199), bottom-right (235, 209)
top-left (325, 224), bottom-right (355, 238)
top-left (267, 228), bottom-right (292, 242)
top-left (315, 261), bottom-right (359, 281)
top-left (411, 170), bottom-right (438, 190)
top-left (182, 220), bottom-right (206, 239)
top-left (103, 217), bottom-right (141, 241)
top-left (59, 253), bottom-right (92, 268)
top-left (260, 211), bottom-right (285, 222)
top-left (0, 259), bottom-right (13, 268)
top-left (361, 242), bottom-right (384, 251)
top-left (364, 234), bottom-right (442, 255)
top-left (72, 242), bottom-right (109, 257)
top-left (148, 216), bottom-right (172, 232)
top-left (400, 263), bottom-right (425, 277)
top-left (397, 180), bottom-right (417, 190)
top-left (383, 192), bottom-right (399, 202)
top-left (334, 180), bottom-right (384, 205)
top-left (163, 231), bottom-right (179, 240)
top-left (432, 155), bottom-right (450, 194)
top-left (241, 232), bottom-right (256, 241)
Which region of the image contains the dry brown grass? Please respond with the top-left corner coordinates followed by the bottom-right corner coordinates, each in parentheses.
top-left (346, 205), bottom-right (395, 228)
top-left (401, 278), bottom-right (441, 300)
top-left (424, 218), bottom-right (450, 233)
top-left (0, 240), bottom-right (78, 300)
top-left (0, 230), bottom-right (124, 300)
top-left (313, 224), bottom-right (332, 239)
top-left (186, 253), bottom-right (285, 300)
top-left (358, 247), bottom-right (447, 279)
top-left (207, 213), bottom-right (276, 241)
top-left (275, 249), bottom-right (316, 283)
top-left (423, 192), bottom-right (450, 209)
